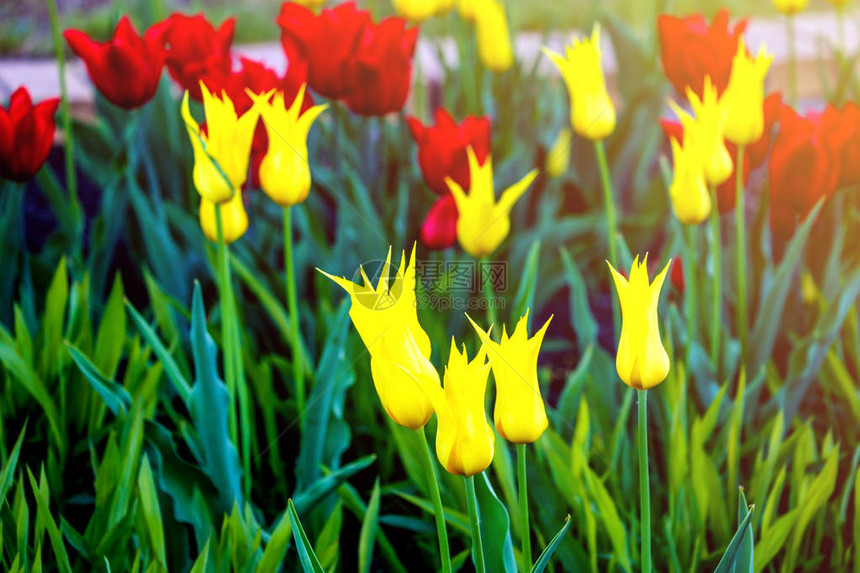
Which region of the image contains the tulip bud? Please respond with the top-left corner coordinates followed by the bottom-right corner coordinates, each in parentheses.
top-left (475, 0), bottom-right (514, 73)
top-left (607, 256), bottom-right (672, 390)
top-left (199, 192), bottom-right (249, 244)
top-left (0, 87), bottom-right (59, 182)
top-left (773, 0), bottom-right (810, 15)
top-left (546, 128), bottom-right (572, 178)
top-left (393, 0), bottom-right (439, 23)
top-left (669, 137), bottom-right (711, 225)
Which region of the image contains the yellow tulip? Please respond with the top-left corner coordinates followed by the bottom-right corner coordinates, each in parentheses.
top-left (468, 311), bottom-right (553, 444)
top-left (406, 337), bottom-right (494, 476)
top-left (773, 0), bottom-right (809, 14)
top-left (445, 147), bottom-right (538, 258)
top-left (319, 245), bottom-right (438, 429)
top-left (181, 85), bottom-right (259, 204)
top-left (199, 191), bottom-right (248, 244)
top-left (668, 137), bottom-right (711, 225)
top-left (669, 76), bottom-right (732, 187)
top-left (457, 0), bottom-right (479, 22)
top-left (248, 86), bottom-right (327, 207)
top-left (546, 128), bottom-right (572, 178)
top-left (607, 256), bottom-right (671, 390)
top-left (393, 0), bottom-right (438, 23)
top-left (435, 0), bottom-right (455, 15)
top-left (542, 25), bottom-right (616, 141)
top-left (826, 0), bottom-right (851, 6)
top-left (721, 38), bottom-right (773, 147)
top-left (475, 0), bottom-right (514, 73)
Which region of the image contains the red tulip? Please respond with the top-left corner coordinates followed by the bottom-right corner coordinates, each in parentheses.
top-left (162, 13), bottom-right (235, 101)
top-left (670, 256), bottom-right (685, 293)
top-left (837, 102), bottom-right (860, 188)
top-left (64, 16), bottom-right (167, 109)
top-left (342, 17), bottom-right (418, 116)
top-left (420, 193), bottom-right (459, 250)
top-left (278, 2), bottom-right (371, 100)
top-left (407, 108), bottom-right (491, 195)
top-left (0, 87), bottom-right (59, 182)
top-left (658, 10), bottom-right (747, 98)
top-left (769, 104), bottom-right (854, 238)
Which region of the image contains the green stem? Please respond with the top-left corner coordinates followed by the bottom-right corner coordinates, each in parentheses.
top-left (517, 444), bottom-right (532, 568)
top-left (684, 224), bottom-right (697, 369)
top-left (465, 474), bottom-right (486, 573)
top-left (418, 428), bottom-right (452, 573)
top-left (788, 15), bottom-right (798, 106)
top-left (638, 390), bottom-right (652, 573)
top-left (735, 146), bottom-right (748, 362)
top-left (709, 185), bottom-right (722, 369)
top-left (481, 257), bottom-right (499, 327)
top-left (46, 0), bottom-right (82, 261)
top-left (595, 140), bottom-right (621, 337)
top-left (215, 204), bottom-right (251, 496)
top-left (284, 206), bottom-right (306, 417)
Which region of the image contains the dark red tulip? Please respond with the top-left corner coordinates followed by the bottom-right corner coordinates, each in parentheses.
top-left (420, 193), bottom-right (458, 250)
top-left (162, 13), bottom-right (235, 100)
top-left (278, 2), bottom-right (371, 100)
top-left (64, 16), bottom-right (167, 109)
top-left (0, 87), bottom-right (59, 182)
top-left (670, 256), bottom-right (685, 293)
top-left (342, 17), bottom-right (418, 116)
top-left (407, 108), bottom-right (492, 195)
top-left (769, 104), bottom-right (854, 238)
top-left (658, 10), bottom-right (747, 98)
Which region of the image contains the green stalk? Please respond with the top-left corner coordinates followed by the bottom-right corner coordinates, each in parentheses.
top-left (46, 0), bottom-right (83, 260)
top-left (418, 428), bottom-right (452, 573)
top-left (215, 204), bottom-right (251, 495)
top-left (284, 206), bottom-right (306, 417)
top-left (517, 444), bottom-right (532, 568)
top-left (595, 140), bottom-right (620, 336)
top-left (465, 474), bottom-right (486, 573)
top-left (787, 15), bottom-right (798, 106)
top-left (638, 390), bottom-right (652, 573)
top-left (709, 185), bottom-right (722, 368)
top-left (684, 224), bottom-right (697, 370)
top-left (735, 146), bottom-right (748, 362)
top-left (481, 257), bottom-right (499, 327)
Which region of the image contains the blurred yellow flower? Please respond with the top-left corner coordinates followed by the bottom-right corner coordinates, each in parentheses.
top-left (199, 192), bottom-right (248, 244)
top-left (607, 256), bottom-right (671, 390)
top-left (542, 25), bottom-right (616, 141)
top-left (722, 38), bottom-right (773, 147)
top-left (393, 0), bottom-right (439, 23)
top-left (669, 76), bottom-right (733, 187)
top-left (773, 0), bottom-right (810, 14)
top-left (181, 85), bottom-right (259, 204)
top-left (319, 246), bottom-right (438, 429)
top-left (468, 311), bottom-right (553, 444)
top-left (292, 0), bottom-right (326, 8)
top-left (407, 337), bottom-right (494, 476)
top-left (475, 0), bottom-right (514, 73)
top-left (435, 0), bottom-right (455, 15)
top-left (668, 137), bottom-right (711, 225)
top-left (248, 86), bottom-right (327, 207)
top-left (445, 147), bottom-right (538, 258)
top-left (546, 128), bottom-right (572, 178)
top-left (457, 0), bottom-right (479, 22)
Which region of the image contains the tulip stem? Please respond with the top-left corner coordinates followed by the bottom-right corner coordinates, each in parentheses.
top-left (517, 444), bottom-right (532, 568)
top-left (595, 140), bottom-right (621, 337)
top-left (787, 15), bottom-right (798, 106)
top-left (481, 257), bottom-right (498, 327)
top-left (418, 428), bottom-right (452, 573)
top-left (215, 204), bottom-right (252, 497)
top-left (284, 206), bottom-right (306, 418)
top-left (46, 0), bottom-right (82, 261)
top-left (638, 389), bottom-right (652, 573)
top-left (735, 147), bottom-right (748, 362)
top-left (465, 475), bottom-right (486, 573)
top-left (684, 225), bottom-right (697, 369)
top-left (709, 185), bottom-right (722, 369)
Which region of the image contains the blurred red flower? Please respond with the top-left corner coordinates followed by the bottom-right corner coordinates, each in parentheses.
top-left (278, 2), bottom-right (371, 100)
top-left (408, 108), bottom-right (492, 249)
top-left (0, 87), bottom-right (59, 182)
top-left (769, 104), bottom-right (854, 238)
top-left (64, 16), bottom-right (167, 109)
top-left (670, 257), bottom-right (685, 293)
top-left (162, 14), bottom-right (235, 100)
top-left (658, 10), bottom-right (747, 98)
top-left (837, 102), bottom-right (860, 188)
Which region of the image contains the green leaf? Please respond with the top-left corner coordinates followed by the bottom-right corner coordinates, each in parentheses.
top-left (583, 467), bottom-right (632, 572)
top-left (287, 499), bottom-right (325, 573)
top-left (474, 472), bottom-right (517, 573)
top-left (188, 281), bottom-right (242, 512)
top-left (257, 505), bottom-right (294, 573)
top-left (732, 488), bottom-right (754, 573)
top-left (137, 454), bottom-right (167, 567)
top-left (0, 424), bottom-right (26, 507)
top-left (511, 241), bottom-right (541, 323)
top-left (358, 478), bottom-right (381, 573)
top-left (94, 274), bottom-right (127, 379)
top-left (560, 247), bottom-right (598, 346)
top-left (188, 538), bottom-right (210, 573)
top-left (315, 502), bottom-right (343, 571)
top-left (27, 467), bottom-right (72, 573)
top-left (293, 455), bottom-right (376, 514)
top-left (713, 504), bottom-right (754, 573)
top-left (65, 342), bottom-right (132, 416)
top-left (530, 515), bottom-right (572, 573)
